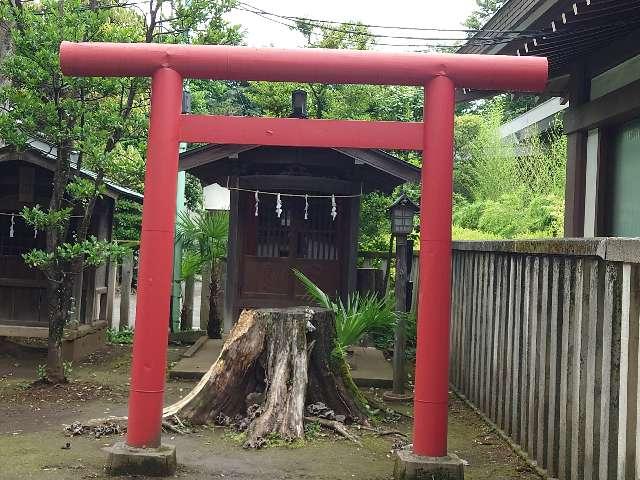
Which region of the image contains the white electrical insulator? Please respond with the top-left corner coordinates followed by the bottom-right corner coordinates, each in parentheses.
top-left (34, 228), bottom-right (38, 239)
top-left (331, 194), bottom-right (337, 221)
top-left (304, 194), bottom-right (309, 220)
top-left (254, 190), bottom-right (259, 217)
top-left (276, 193), bottom-right (282, 218)
top-left (9, 214), bottom-right (14, 238)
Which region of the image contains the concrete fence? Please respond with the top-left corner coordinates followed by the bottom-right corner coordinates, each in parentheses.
top-left (450, 238), bottom-right (640, 480)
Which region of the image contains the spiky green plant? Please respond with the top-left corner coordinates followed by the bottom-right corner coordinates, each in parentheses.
top-left (293, 269), bottom-right (396, 357)
top-left (176, 210), bottom-right (229, 279)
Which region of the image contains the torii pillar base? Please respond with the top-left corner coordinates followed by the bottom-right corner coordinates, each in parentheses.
top-left (394, 448), bottom-right (464, 480)
top-left (104, 442), bottom-right (177, 477)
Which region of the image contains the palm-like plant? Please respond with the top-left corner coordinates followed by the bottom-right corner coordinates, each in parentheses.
top-left (176, 210), bottom-right (229, 337)
top-left (293, 269), bottom-right (396, 358)
top-left (176, 210), bottom-right (229, 278)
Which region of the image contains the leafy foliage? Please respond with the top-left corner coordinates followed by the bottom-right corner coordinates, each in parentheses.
top-left (23, 235), bottom-right (126, 270)
top-left (0, 0), bottom-right (241, 382)
top-left (113, 199), bottom-right (143, 242)
top-left (176, 210), bottom-right (229, 279)
top-left (367, 310), bottom-right (418, 360)
top-left (293, 270), bottom-right (396, 358)
top-left (464, 0), bottom-right (507, 30)
top-left (184, 173), bottom-right (204, 211)
top-left (453, 106), bottom-right (567, 239)
top-left (106, 327), bottom-right (134, 345)
top-left (20, 205), bottom-right (72, 234)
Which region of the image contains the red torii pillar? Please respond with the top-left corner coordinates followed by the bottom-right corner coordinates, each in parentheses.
top-left (60, 42), bottom-right (547, 460)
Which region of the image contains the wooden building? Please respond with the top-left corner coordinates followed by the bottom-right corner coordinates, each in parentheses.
top-left (180, 145), bottom-right (420, 331)
top-left (458, 0), bottom-right (640, 237)
top-left (0, 138), bottom-right (142, 358)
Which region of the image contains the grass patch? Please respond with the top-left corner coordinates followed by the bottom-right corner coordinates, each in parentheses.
top-left (106, 327), bottom-right (134, 345)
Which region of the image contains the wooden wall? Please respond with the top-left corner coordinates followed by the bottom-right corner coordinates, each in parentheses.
top-left (0, 159), bottom-right (117, 327)
top-left (449, 238), bottom-right (640, 480)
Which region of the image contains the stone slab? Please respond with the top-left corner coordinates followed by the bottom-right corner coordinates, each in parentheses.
top-left (394, 449), bottom-right (464, 480)
top-left (181, 334), bottom-right (209, 357)
top-left (349, 346), bottom-right (393, 388)
top-left (169, 339), bottom-right (393, 388)
top-left (169, 338), bottom-right (224, 379)
top-left (169, 330), bottom-right (207, 345)
top-left (104, 442), bottom-right (176, 477)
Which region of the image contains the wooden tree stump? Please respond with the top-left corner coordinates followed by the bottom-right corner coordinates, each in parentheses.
top-left (164, 307), bottom-right (368, 447)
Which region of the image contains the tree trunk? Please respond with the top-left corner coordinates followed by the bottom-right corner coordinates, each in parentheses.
top-left (46, 277), bottom-right (72, 383)
top-left (164, 307), bottom-right (368, 447)
top-left (207, 260), bottom-right (221, 338)
top-left (180, 275), bottom-right (194, 331)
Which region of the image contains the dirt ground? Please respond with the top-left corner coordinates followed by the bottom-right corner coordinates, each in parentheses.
top-left (0, 340), bottom-right (539, 480)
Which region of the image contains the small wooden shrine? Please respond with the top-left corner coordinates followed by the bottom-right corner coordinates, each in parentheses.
top-left (181, 144), bottom-right (419, 330)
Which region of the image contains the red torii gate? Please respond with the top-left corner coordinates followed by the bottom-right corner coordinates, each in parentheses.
top-left (60, 42), bottom-right (547, 459)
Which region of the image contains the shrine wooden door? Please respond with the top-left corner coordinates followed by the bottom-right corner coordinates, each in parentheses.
top-left (238, 191), bottom-right (345, 309)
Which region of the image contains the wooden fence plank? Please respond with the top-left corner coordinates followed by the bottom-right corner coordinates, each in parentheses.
top-left (479, 253), bottom-right (489, 412)
top-left (498, 255), bottom-right (511, 430)
top-left (584, 259), bottom-right (601, 480)
top-left (571, 259), bottom-right (587, 480)
top-left (463, 252), bottom-right (473, 396)
top-left (450, 253), bottom-right (459, 385)
top-left (520, 256), bottom-right (531, 448)
top-left (479, 253), bottom-right (487, 408)
top-left (536, 257), bottom-right (550, 469)
top-left (527, 256), bottom-right (540, 457)
top-left (504, 255), bottom-right (516, 435)
top-left (491, 254), bottom-right (502, 422)
top-left (458, 252), bottom-right (469, 395)
top-left (485, 255), bottom-right (498, 423)
top-left (547, 257), bottom-right (562, 477)
top-left (620, 264), bottom-right (640, 480)
top-left (471, 253), bottom-right (480, 404)
top-left (512, 256), bottom-right (523, 441)
top-left (457, 254), bottom-right (466, 387)
top-left (599, 262), bottom-right (622, 480)
top-left (559, 259), bottom-right (574, 480)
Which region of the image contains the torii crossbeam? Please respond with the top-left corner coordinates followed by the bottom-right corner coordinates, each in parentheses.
top-left (60, 42), bottom-right (547, 462)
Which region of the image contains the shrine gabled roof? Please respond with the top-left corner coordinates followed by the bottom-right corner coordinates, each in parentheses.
top-left (179, 144), bottom-right (421, 190)
top-left (0, 137), bottom-right (143, 202)
top-left (456, 0), bottom-right (640, 101)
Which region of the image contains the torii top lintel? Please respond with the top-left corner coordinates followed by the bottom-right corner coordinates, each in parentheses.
top-left (60, 42), bottom-right (548, 92)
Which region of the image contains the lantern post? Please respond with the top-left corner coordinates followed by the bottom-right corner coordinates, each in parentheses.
top-left (385, 193), bottom-right (419, 401)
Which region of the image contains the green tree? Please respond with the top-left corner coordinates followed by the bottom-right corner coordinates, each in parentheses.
top-left (464, 0), bottom-right (507, 30)
top-left (247, 21), bottom-right (373, 120)
top-left (453, 106), bottom-right (567, 239)
top-left (0, 0), bottom-right (240, 383)
top-left (176, 210), bottom-right (228, 337)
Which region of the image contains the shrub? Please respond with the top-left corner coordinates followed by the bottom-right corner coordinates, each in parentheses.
top-left (452, 225), bottom-right (503, 241)
top-left (107, 327), bottom-right (134, 344)
top-left (293, 269), bottom-right (396, 358)
top-left (453, 105), bottom-right (567, 240)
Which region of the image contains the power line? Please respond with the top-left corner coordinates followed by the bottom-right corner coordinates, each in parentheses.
top-left (237, 2), bottom-right (637, 52)
top-left (237, 1), bottom-right (544, 35)
top-left (235, 5), bottom-right (522, 49)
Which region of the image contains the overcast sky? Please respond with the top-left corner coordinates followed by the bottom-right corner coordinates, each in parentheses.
top-left (227, 1), bottom-right (478, 51)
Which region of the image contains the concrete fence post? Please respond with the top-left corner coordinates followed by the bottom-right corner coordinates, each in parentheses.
top-left (120, 251), bottom-right (134, 330)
